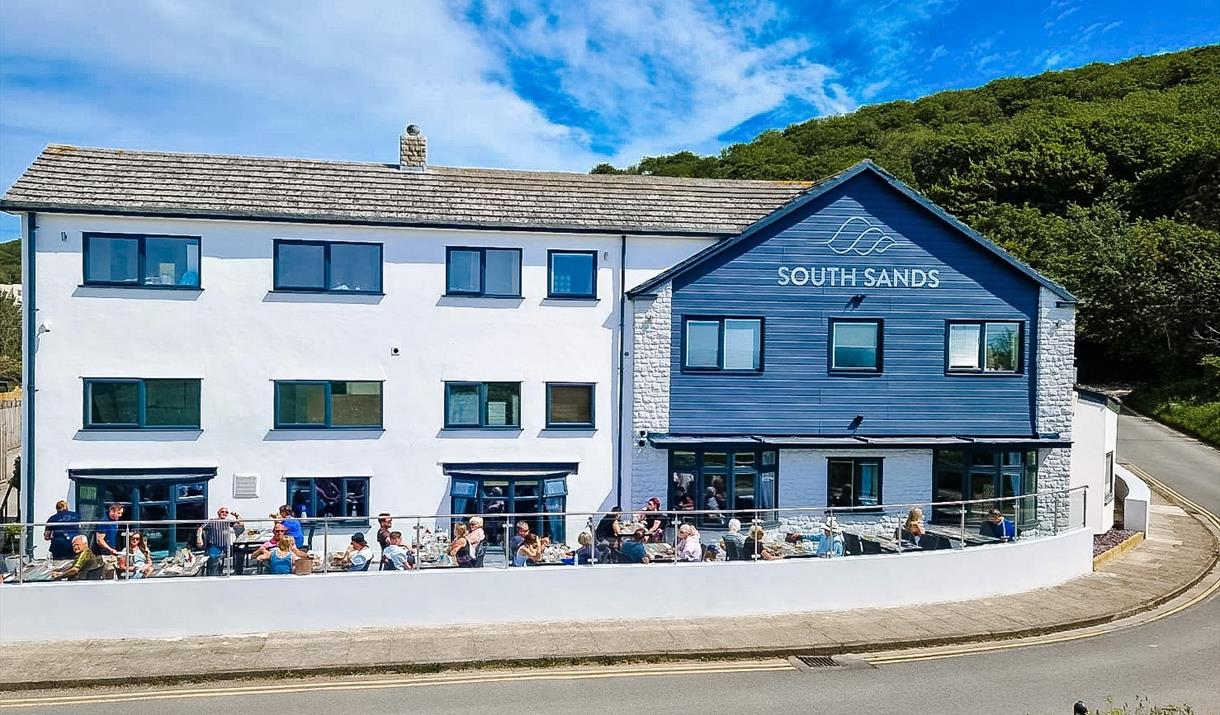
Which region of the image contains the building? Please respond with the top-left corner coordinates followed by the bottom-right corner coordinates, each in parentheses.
top-left (2, 127), bottom-right (1084, 556)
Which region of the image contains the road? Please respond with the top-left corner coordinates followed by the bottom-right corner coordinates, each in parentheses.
top-left (4, 411), bottom-right (1218, 714)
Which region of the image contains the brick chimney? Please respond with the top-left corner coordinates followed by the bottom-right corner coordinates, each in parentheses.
top-left (399, 124), bottom-right (426, 171)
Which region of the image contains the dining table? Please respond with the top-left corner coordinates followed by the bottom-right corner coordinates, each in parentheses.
top-left (1, 558), bottom-right (73, 583)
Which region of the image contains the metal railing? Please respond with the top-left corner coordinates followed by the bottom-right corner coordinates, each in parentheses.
top-left (0, 486), bottom-right (1087, 584)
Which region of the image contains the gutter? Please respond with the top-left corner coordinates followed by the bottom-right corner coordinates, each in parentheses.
top-left (22, 213), bottom-right (35, 555)
top-left (615, 234), bottom-right (627, 508)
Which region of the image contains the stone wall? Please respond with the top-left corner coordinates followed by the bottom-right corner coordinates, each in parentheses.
top-left (1036, 286), bottom-right (1078, 528)
top-left (629, 284), bottom-right (672, 509)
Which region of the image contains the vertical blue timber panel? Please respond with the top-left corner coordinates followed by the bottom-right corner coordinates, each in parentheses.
top-left (669, 171), bottom-right (1040, 436)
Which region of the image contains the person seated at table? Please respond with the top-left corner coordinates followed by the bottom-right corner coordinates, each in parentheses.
top-left (256, 536), bottom-right (306, 575)
top-left (44, 500), bottom-right (81, 560)
top-left (449, 523), bottom-right (478, 568)
top-left (51, 535), bottom-right (98, 581)
top-left (382, 531), bottom-right (415, 570)
top-left (278, 504), bottom-right (305, 549)
top-left (340, 532), bottom-right (374, 571)
top-left (509, 521), bottom-right (530, 558)
top-left (514, 533), bottom-right (546, 567)
top-left (619, 528), bottom-right (651, 564)
top-left (742, 525), bottom-right (781, 561)
top-left (979, 508), bottom-right (1016, 542)
top-left (639, 497), bottom-right (668, 542)
top-left (719, 518), bottom-right (746, 556)
top-left (123, 531), bottom-right (154, 579)
top-left (260, 523), bottom-right (291, 550)
top-left (901, 508), bottom-right (927, 546)
top-left (466, 516), bottom-right (486, 551)
top-left (784, 532), bottom-right (805, 544)
top-left (702, 544), bottom-right (720, 561)
top-left (816, 519), bottom-right (845, 558)
top-left (676, 523), bottom-right (702, 562)
top-left (595, 506), bottom-right (624, 558)
top-left (573, 530), bottom-right (603, 565)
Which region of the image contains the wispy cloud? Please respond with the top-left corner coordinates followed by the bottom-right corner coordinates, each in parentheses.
top-left (929, 45), bottom-right (948, 62)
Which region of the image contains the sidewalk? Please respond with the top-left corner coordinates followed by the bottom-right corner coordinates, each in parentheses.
top-left (1, 490), bottom-right (1215, 691)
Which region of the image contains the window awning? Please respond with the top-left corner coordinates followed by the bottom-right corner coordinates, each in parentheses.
top-left (646, 434), bottom-right (1071, 449)
top-left (442, 462), bottom-right (578, 481)
top-left (68, 467), bottom-right (218, 481)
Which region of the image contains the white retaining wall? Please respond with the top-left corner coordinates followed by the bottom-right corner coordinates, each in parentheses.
top-left (0, 527), bottom-right (1093, 643)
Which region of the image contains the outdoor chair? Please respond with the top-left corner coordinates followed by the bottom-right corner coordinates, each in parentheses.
top-left (842, 532), bottom-right (863, 556)
top-left (84, 564), bottom-right (105, 580)
top-left (722, 539), bottom-right (744, 561)
top-left (473, 541), bottom-right (487, 568)
top-left (861, 537), bottom-right (883, 555)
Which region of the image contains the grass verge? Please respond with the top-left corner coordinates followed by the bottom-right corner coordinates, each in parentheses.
top-left (1125, 380), bottom-right (1220, 448)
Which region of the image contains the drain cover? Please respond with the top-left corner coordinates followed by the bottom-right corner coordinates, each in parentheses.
top-left (795, 655), bottom-right (839, 668)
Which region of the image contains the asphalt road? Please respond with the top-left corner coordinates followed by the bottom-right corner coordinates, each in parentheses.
top-left (6, 412), bottom-right (1218, 715)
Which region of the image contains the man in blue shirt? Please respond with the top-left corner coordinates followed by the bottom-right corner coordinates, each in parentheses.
top-left (277, 504), bottom-right (305, 548)
top-left (44, 500), bottom-right (81, 559)
top-left (979, 508), bottom-right (1017, 542)
top-left (93, 502), bottom-right (125, 558)
top-left (619, 529), bottom-right (651, 564)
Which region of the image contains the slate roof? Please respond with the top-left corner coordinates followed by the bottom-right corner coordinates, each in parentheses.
top-left (0, 144), bottom-right (812, 236)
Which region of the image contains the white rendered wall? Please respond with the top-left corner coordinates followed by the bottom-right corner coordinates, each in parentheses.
top-left (27, 213), bottom-right (711, 551)
top-left (0, 527), bottom-right (1093, 643)
top-left (1071, 394), bottom-right (1118, 533)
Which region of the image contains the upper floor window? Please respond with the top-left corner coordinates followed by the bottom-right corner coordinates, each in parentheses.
top-left (274, 381), bottom-right (383, 429)
top-left (446, 247), bottom-right (521, 297)
top-left (827, 458), bottom-right (882, 509)
top-left (83, 233), bottom-right (200, 288)
top-left (445, 382), bottom-right (521, 428)
top-left (683, 317), bottom-right (763, 372)
top-left (947, 321), bottom-right (1023, 373)
top-left (830, 319), bottom-right (883, 373)
top-left (546, 383), bottom-right (595, 428)
top-left (547, 250), bottom-right (597, 299)
top-left (273, 240), bottom-right (382, 293)
top-left (84, 378), bottom-right (201, 429)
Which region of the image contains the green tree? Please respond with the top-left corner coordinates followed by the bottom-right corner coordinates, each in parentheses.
top-left (0, 292), bottom-right (19, 385)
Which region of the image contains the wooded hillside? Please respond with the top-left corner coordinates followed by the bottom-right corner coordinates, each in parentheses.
top-left (594, 46), bottom-right (1220, 383)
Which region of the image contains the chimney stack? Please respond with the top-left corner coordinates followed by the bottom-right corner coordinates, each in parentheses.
top-left (399, 124), bottom-right (426, 171)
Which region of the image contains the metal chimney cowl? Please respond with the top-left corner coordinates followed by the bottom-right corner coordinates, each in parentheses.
top-left (399, 124), bottom-right (426, 171)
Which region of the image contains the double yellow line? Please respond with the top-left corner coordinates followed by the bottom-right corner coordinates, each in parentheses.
top-left (0, 660), bottom-right (794, 709)
top-left (869, 465), bottom-right (1220, 666)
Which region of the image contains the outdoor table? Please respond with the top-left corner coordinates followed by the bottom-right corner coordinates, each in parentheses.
top-left (923, 524), bottom-right (1000, 546)
top-left (152, 553), bottom-right (209, 578)
top-left (764, 540), bottom-right (820, 559)
top-left (643, 543), bottom-right (675, 562)
top-left (1, 558), bottom-right (73, 583)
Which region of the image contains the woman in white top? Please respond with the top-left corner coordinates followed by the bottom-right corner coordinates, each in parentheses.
top-left (124, 531), bottom-right (154, 579)
top-left (675, 524), bottom-right (702, 562)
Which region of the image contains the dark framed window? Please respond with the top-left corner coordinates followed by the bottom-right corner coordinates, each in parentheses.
top-left (450, 476), bottom-right (568, 545)
top-left (946, 321), bottom-right (1023, 373)
top-left (829, 319), bottom-right (883, 372)
top-left (827, 458), bottom-right (882, 509)
top-left (668, 449), bottom-right (778, 527)
top-left (1105, 451), bottom-right (1115, 504)
top-left (681, 316), bottom-right (763, 372)
top-left (547, 250), bottom-right (597, 299)
top-left (546, 383), bottom-right (595, 428)
top-left (287, 477), bottom-right (369, 525)
top-left (83, 378), bottom-right (201, 429)
top-left (445, 247), bottom-right (521, 297)
top-left (274, 381), bottom-right (383, 428)
top-left (444, 382), bottom-right (521, 428)
top-left (74, 476), bottom-right (209, 555)
top-left (83, 233), bottom-right (201, 288)
top-left (273, 239), bottom-right (382, 293)
top-left (933, 448), bottom-right (1037, 525)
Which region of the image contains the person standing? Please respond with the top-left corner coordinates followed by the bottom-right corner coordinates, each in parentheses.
top-left (196, 505), bottom-right (244, 576)
top-left (43, 500), bottom-right (81, 560)
top-left (93, 502), bottom-right (125, 560)
top-left (375, 513), bottom-right (393, 551)
top-left (278, 504), bottom-right (305, 549)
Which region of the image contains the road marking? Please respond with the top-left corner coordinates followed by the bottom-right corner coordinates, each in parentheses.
top-left (868, 466), bottom-right (1220, 666)
top-left (0, 660), bottom-right (795, 708)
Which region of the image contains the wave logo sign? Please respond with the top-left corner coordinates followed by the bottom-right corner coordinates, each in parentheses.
top-left (826, 216), bottom-right (902, 256)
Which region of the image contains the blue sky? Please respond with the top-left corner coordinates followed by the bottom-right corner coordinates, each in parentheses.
top-left (1, 0), bottom-right (1217, 242)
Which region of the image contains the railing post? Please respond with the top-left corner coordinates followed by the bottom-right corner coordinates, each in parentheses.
top-left (751, 517), bottom-right (761, 561)
top-left (959, 507), bottom-right (967, 546)
top-left (502, 521), bottom-right (510, 568)
top-left (587, 516), bottom-right (596, 566)
top-left (17, 522), bottom-right (26, 584)
top-left (124, 520), bottom-right (131, 582)
top-left (414, 518), bottom-right (424, 571)
top-left (1053, 494), bottom-right (1061, 535)
top-left (322, 520), bottom-right (330, 573)
top-left (1081, 487), bottom-right (1087, 531)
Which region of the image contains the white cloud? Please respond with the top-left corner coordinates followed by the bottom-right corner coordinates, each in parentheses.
top-left (929, 45), bottom-right (948, 62)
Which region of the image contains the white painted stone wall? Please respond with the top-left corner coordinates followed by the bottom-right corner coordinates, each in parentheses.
top-left (1071, 392), bottom-right (1118, 533)
top-left (0, 527), bottom-right (1094, 643)
top-left (628, 284), bottom-right (672, 509)
top-left (1036, 287), bottom-right (1077, 525)
top-left (778, 449), bottom-right (933, 535)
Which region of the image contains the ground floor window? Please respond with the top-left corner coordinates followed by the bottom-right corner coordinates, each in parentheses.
top-left (932, 448), bottom-right (1037, 524)
top-left (449, 476), bottom-right (567, 545)
top-left (287, 477), bottom-right (369, 525)
top-left (827, 458), bottom-right (882, 509)
top-left (668, 449), bottom-right (777, 526)
top-left (1105, 451), bottom-right (1115, 504)
top-left (73, 474), bottom-right (210, 555)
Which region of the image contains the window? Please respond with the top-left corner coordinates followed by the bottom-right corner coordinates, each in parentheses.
top-left (546, 383), bottom-right (595, 428)
top-left (287, 477), bottom-right (369, 523)
top-left (682, 317), bottom-right (763, 371)
top-left (73, 473), bottom-right (210, 554)
top-left (933, 448), bottom-right (1037, 525)
top-left (84, 379), bottom-right (201, 429)
top-left (1105, 451), bottom-right (1115, 504)
top-left (830, 319), bottom-right (883, 372)
top-left (273, 240), bottom-right (382, 293)
top-left (274, 381), bottom-right (383, 428)
top-left (445, 247), bottom-right (521, 297)
top-left (947, 321), bottom-right (1023, 373)
top-left (83, 233), bottom-right (200, 288)
top-left (827, 458), bottom-right (882, 508)
top-left (668, 449), bottom-right (778, 526)
top-left (450, 476), bottom-right (568, 544)
top-left (444, 382), bottom-right (521, 428)
top-left (547, 250), bottom-right (597, 299)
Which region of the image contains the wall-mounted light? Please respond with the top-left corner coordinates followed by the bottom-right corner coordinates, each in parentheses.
top-left (849, 414), bottom-right (864, 429)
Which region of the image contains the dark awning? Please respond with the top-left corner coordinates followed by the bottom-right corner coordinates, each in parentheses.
top-left (646, 434), bottom-right (1071, 449)
top-left (68, 467), bottom-right (218, 481)
top-left (442, 462), bottom-right (578, 480)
